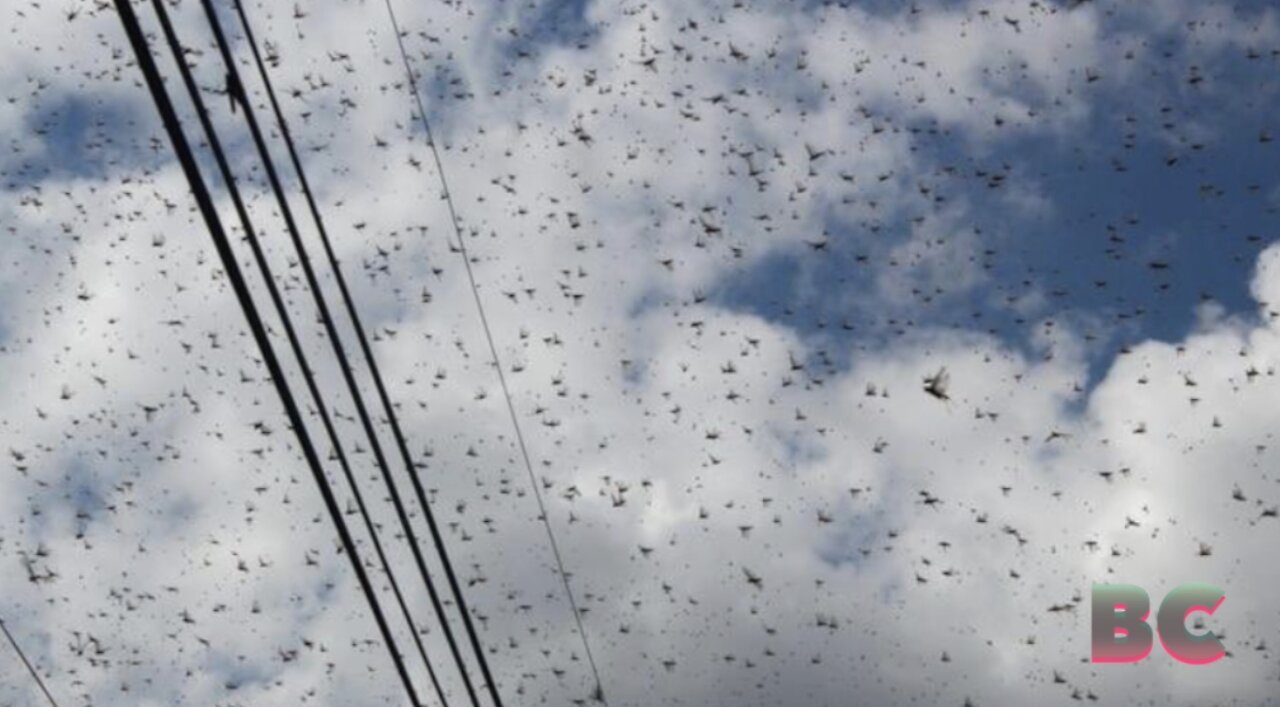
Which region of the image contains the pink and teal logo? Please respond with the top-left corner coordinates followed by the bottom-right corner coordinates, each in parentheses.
top-left (1091, 583), bottom-right (1226, 665)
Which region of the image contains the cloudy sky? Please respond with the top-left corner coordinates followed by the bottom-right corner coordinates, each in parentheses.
top-left (2, 0), bottom-right (1280, 704)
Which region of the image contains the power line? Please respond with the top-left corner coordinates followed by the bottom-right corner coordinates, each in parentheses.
top-left (223, 1), bottom-right (508, 704)
top-left (198, 0), bottom-right (486, 703)
top-left (145, 1), bottom-right (448, 703)
top-left (111, 2), bottom-right (422, 703)
top-left (380, 1), bottom-right (608, 702)
top-left (0, 618), bottom-right (59, 707)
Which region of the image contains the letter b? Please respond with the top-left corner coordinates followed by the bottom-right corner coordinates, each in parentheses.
top-left (1092, 583), bottom-right (1154, 663)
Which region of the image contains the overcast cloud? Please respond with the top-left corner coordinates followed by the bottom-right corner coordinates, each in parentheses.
top-left (2, 0), bottom-right (1280, 705)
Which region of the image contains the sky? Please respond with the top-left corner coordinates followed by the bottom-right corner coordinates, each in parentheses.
top-left (2, 0), bottom-right (1280, 705)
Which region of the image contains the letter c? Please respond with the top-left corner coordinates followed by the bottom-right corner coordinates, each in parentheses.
top-left (1157, 583), bottom-right (1226, 665)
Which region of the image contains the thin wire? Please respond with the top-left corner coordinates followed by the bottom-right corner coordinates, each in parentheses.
top-left (225, 0), bottom-right (508, 703)
top-left (146, 1), bottom-right (448, 702)
top-left (381, 1), bottom-right (608, 702)
top-left (199, 0), bottom-right (482, 703)
top-left (0, 619), bottom-right (59, 707)
top-left (112, 1), bottom-right (421, 703)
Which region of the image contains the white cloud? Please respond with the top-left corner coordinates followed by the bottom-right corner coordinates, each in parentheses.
top-left (2, 0), bottom-right (1278, 705)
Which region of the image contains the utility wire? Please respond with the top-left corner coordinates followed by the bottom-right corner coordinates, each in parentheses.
top-left (146, 1), bottom-right (448, 703)
top-left (112, 2), bottom-right (422, 703)
top-left (381, 1), bottom-right (608, 702)
top-left (0, 618), bottom-right (59, 707)
top-left (197, 1), bottom-right (483, 703)
top-left (225, 1), bottom-right (508, 704)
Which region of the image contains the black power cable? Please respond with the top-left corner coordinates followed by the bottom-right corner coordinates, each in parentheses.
top-left (223, 1), bottom-right (509, 703)
top-left (380, 1), bottom-right (608, 702)
top-left (145, 1), bottom-right (448, 703)
top-left (0, 618), bottom-right (59, 707)
top-left (111, 1), bottom-right (422, 703)
top-left (197, 1), bottom-right (484, 703)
